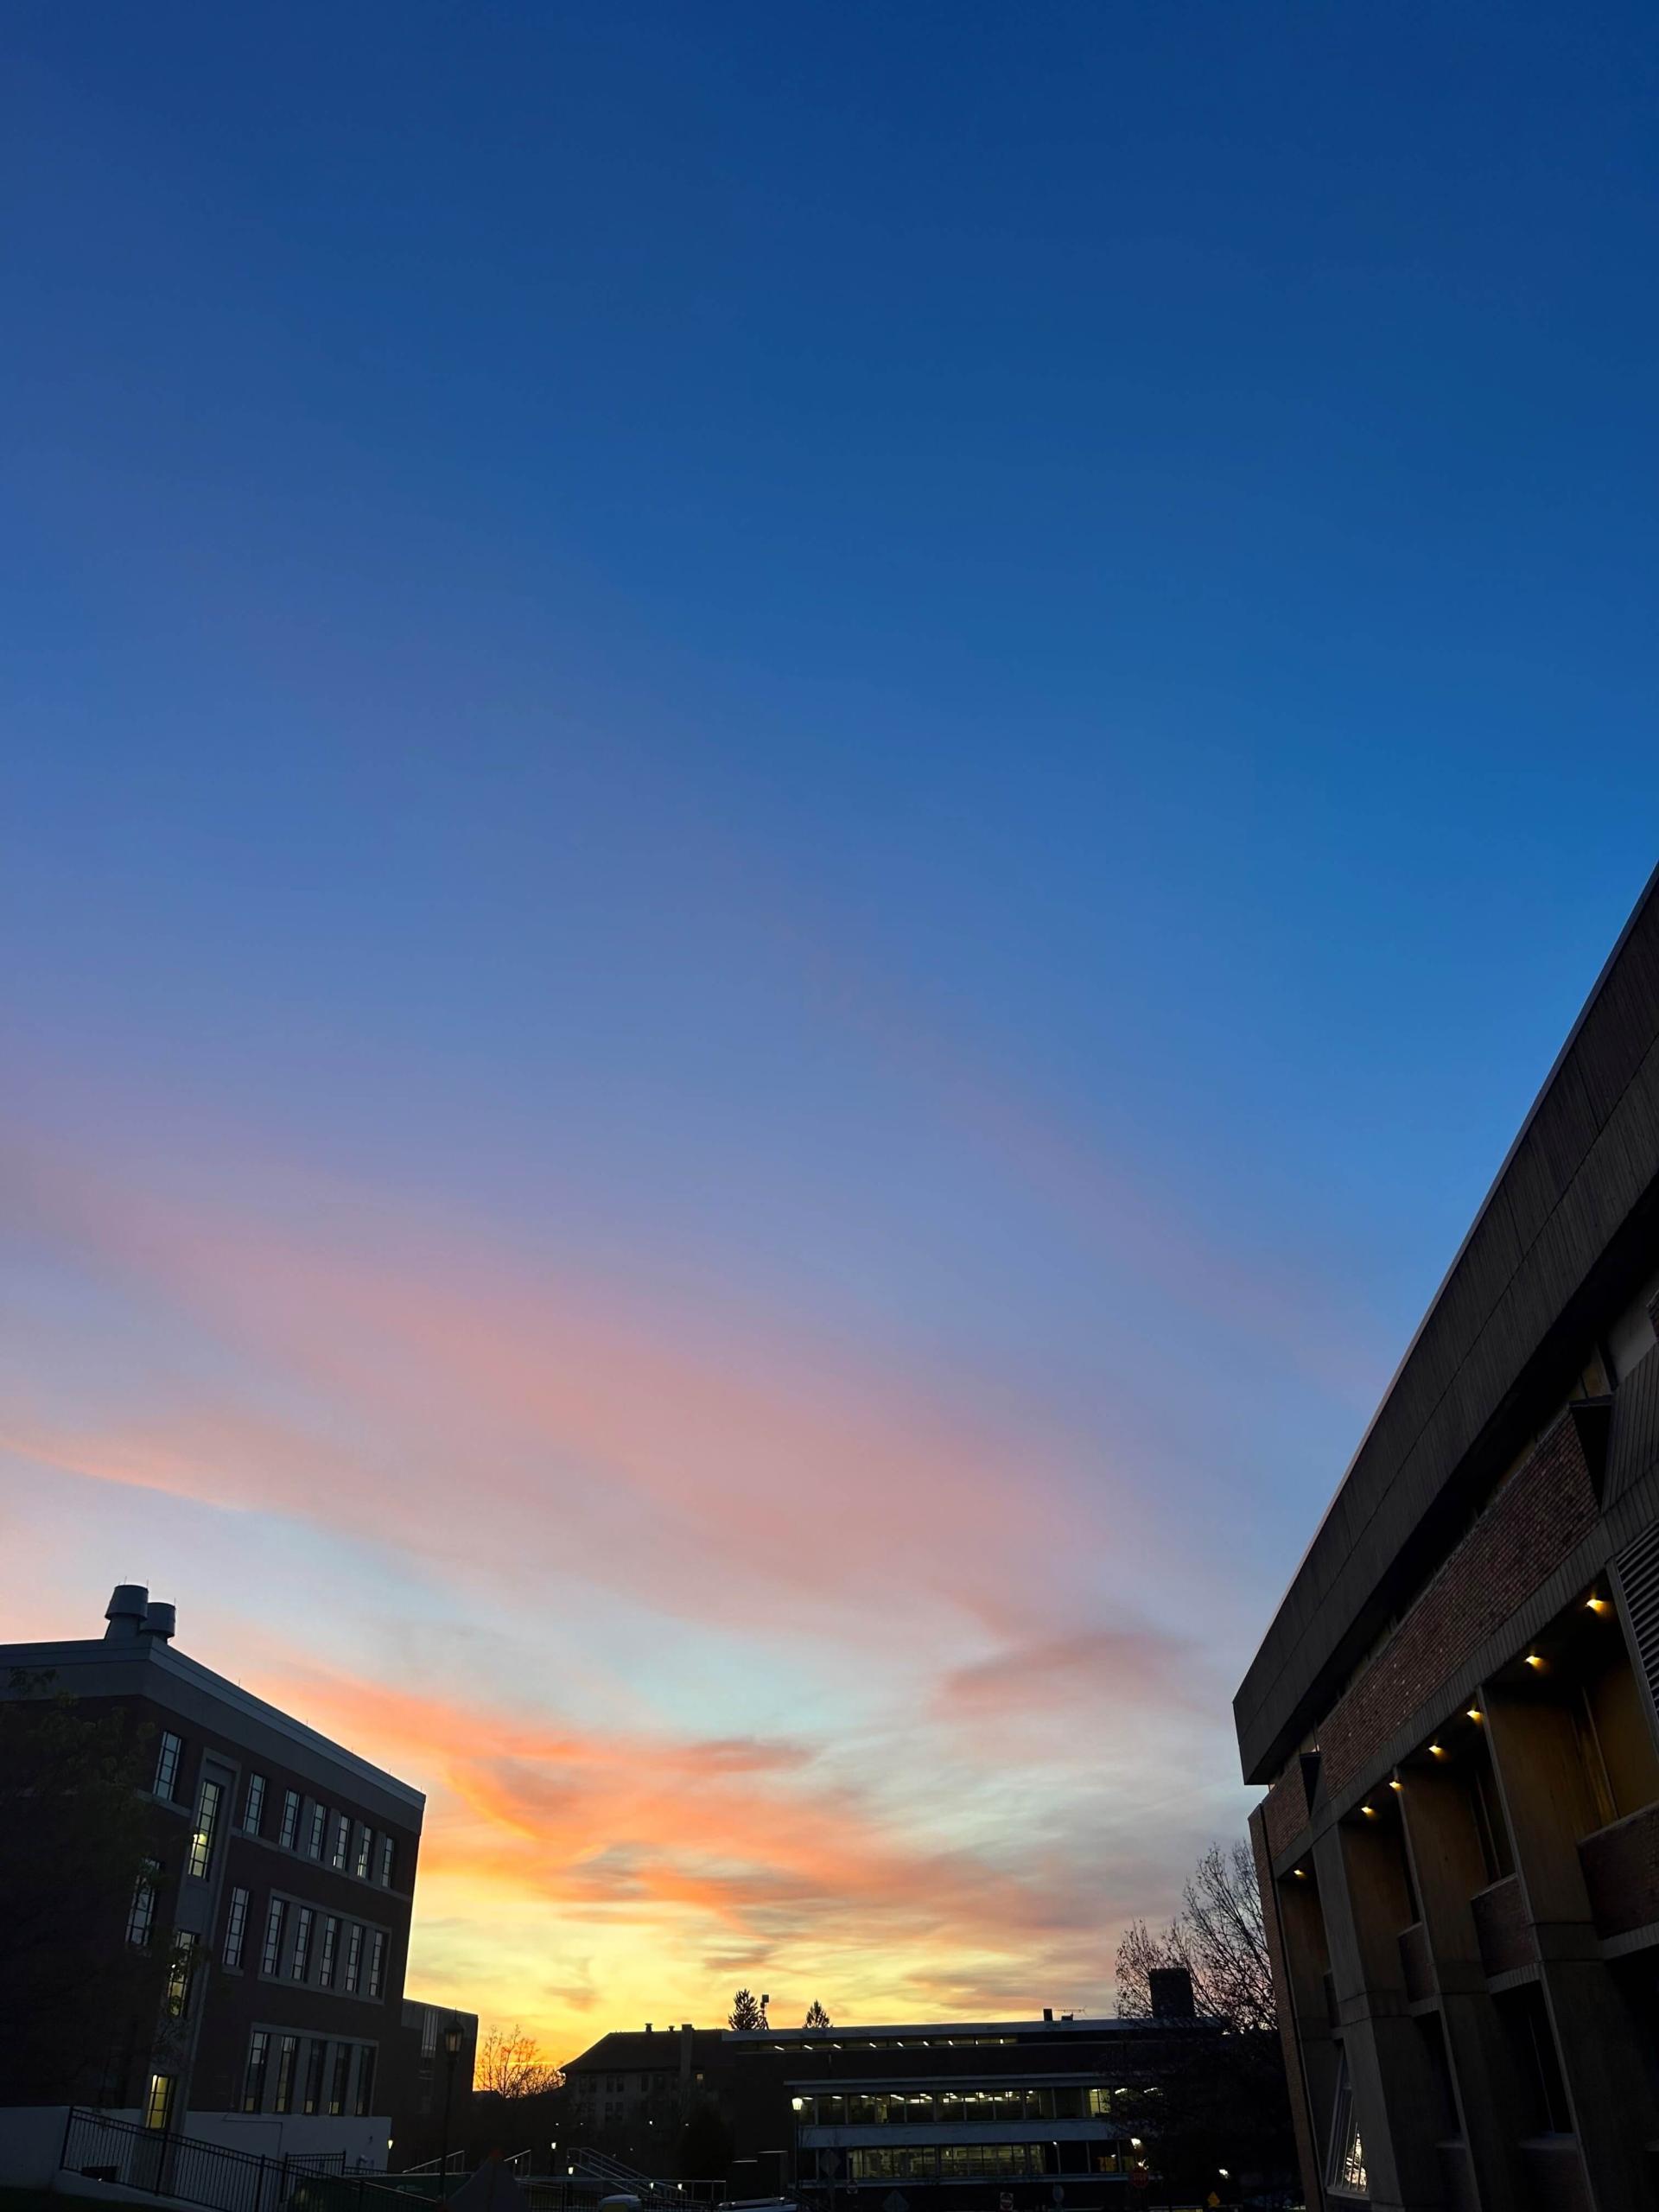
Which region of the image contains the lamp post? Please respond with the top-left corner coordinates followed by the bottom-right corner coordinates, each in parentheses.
top-left (439, 2017), bottom-right (464, 2200)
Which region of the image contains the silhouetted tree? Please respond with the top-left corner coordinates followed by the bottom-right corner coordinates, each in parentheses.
top-left (476, 2023), bottom-right (562, 2096)
top-left (1116, 1840), bottom-right (1274, 2030)
top-left (728, 1988), bottom-right (766, 2030)
top-left (803, 2000), bottom-right (830, 2028)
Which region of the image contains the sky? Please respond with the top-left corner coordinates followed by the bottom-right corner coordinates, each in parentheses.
top-left (4, 2), bottom-right (1659, 2058)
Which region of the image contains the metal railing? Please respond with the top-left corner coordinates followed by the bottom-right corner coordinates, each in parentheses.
top-left (59, 2109), bottom-right (380, 2212)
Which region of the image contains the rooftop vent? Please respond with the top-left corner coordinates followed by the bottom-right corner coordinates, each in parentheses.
top-left (141, 1601), bottom-right (176, 1643)
top-left (104, 1585), bottom-right (149, 1641)
top-left (1148, 1967), bottom-right (1195, 2019)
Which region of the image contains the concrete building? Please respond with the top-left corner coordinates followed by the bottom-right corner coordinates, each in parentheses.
top-left (563, 1999), bottom-right (1231, 2205)
top-left (1235, 870), bottom-right (1659, 2212)
top-left (1, 1585), bottom-right (469, 2174)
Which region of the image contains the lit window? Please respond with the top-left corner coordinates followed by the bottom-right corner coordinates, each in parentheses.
top-left (244, 2031), bottom-right (270, 2113)
top-left (1326, 2050), bottom-right (1368, 2197)
top-left (366, 1929), bottom-right (385, 1999)
top-left (224, 1886), bottom-right (250, 1970)
top-left (331, 1813), bottom-right (351, 1871)
top-left (261, 1897), bottom-right (288, 1977)
top-left (126, 1865), bottom-right (158, 1948)
top-left (188, 1779), bottom-right (222, 1879)
top-left (319, 1916), bottom-right (340, 1989)
top-left (154, 1732), bottom-right (183, 1801)
top-left (354, 1824), bottom-right (373, 1880)
top-left (274, 2034), bottom-right (299, 2114)
top-left (308, 1802), bottom-right (327, 1859)
top-left (292, 1906), bottom-right (315, 1982)
top-left (355, 2044), bottom-right (377, 2118)
top-left (344, 1923), bottom-right (364, 1994)
top-left (166, 1932), bottom-right (197, 2018)
top-left (279, 1790), bottom-right (302, 1849)
top-left (243, 1774), bottom-right (266, 1834)
top-left (143, 2074), bottom-right (175, 2133)
top-left (378, 1834), bottom-right (395, 1888)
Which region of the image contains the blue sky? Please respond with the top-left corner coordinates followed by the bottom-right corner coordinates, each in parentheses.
top-left (4, 1), bottom-right (1659, 2041)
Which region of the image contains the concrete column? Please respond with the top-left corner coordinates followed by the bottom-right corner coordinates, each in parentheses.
top-left (1313, 1817), bottom-right (1446, 2210)
top-left (1395, 1760), bottom-right (1530, 2209)
top-left (1484, 1685), bottom-right (1659, 2212)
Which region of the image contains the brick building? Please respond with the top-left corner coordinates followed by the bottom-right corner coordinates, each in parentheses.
top-left (1235, 869), bottom-right (1659, 2212)
top-left (1, 1586), bottom-right (471, 2171)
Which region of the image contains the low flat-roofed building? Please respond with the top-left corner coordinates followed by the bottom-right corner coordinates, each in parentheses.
top-left (1236, 867), bottom-right (1659, 2211)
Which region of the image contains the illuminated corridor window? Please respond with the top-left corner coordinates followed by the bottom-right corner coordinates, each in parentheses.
top-left (261, 1897), bottom-right (287, 1976)
top-left (1325, 2050), bottom-right (1368, 2197)
top-left (292, 1905), bottom-right (314, 1981)
top-left (188, 1778), bottom-right (222, 1878)
top-left (166, 1931), bottom-right (197, 2018)
top-left (154, 1732), bottom-right (183, 1801)
top-left (243, 1774), bottom-right (266, 1834)
top-left (224, 1886), bottom-right (250, 1968)
top-left (143, 2074), bottom-right (175, 2132)
top-left (244, 2031), bottom-right (270, 2113)
top-left (354, 1824), bottom-right (373, 1879)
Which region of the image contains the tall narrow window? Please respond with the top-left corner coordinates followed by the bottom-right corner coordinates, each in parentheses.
top-left (291, 1906), bottom-right (314, 1982)
top-left (166, 1931), bottom-right (197, 2018)
top-left (224, 1886), bottom-right (250, 1969)
top-left (143, 2074), bottom-right (175, 2133)
top-left (188, 1778), bottom-right (222, 1879)
top-left (354, 1824), bottom-right (373, 1880)
top-left (331, 1813), bottom-right (351, 1871)
top-left (378, 1834), bottom-right (395, 1889)
top-left (274, 2034), bottom-right (299, 2114)
top-left (354, 2044), bottom-right (377, 2118)
top-left (1325, 2049), bottom-right (1368, 2198)
top-left (126, 1865), bottom-right (158, 1948)
top-left (243, 1773), bottom-right (266, 1834)
top-left (261, 1896), bottom-right (288, 1976)
top-left (304, 2040), bottom-right (327, 2116)
top-left (319, 1915), bottom-right (340, 1990)
top-left (244, 2031), bottom-right (270, 2113)
top-left (366, 1929), bottom-right (385, 1999)
top-left (1500, 1986), bottom-right (1573, 2135)
top-left (344, 1923), bottom-right (364, 1994)
top-left (308, 1802), bottom-right (327, 1859)
top-left (329, 2043), bottom-right (352, 2116)
top-left (279, 1789), bottom-right (302, 1850)
top-left (154, 1732), bottom-right (183, 1801)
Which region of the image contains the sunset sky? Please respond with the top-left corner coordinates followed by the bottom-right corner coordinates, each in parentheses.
top-left (6, 3), bottom-right (1659, 2059)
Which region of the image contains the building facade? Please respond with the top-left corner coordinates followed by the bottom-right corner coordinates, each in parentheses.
top-left (563, 2003), bottom-right (1229, 2204)
top-left (1235, 871), bottom-right (1659, 2212)
top-left (2, 1585), bottom-right (453, 2167)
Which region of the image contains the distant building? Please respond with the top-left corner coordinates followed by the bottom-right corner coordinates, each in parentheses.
top-left (563, 1998), bottom-right (1224, 2203)
top-left (1236, 873), bottom-right (1659, 2210)
top-left (1, 1585), bottom-right (470, 2173)
top-left (387, 2002), bottom-right (481, 2170)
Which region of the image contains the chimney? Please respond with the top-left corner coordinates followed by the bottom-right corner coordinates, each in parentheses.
top-left (141, 1600), bottom-right (176, 1643)
top-left (105, 1585), bottom-right (149, 1642)
top-left (1148, 1967), bottom-right (1195, 2020)
top-left (1042, 2007), bottom-right (1052, 2023)
top-left (645, 2024), bottom-right (653, 2035)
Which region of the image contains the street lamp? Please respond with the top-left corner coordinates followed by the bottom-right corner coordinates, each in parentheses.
top-left (440, 2017), bottom-right (465, 2200)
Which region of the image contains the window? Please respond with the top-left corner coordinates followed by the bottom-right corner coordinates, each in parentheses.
top-left (143, 2074), bottom-right (175, 2133)
top-left (378, 1834), bottom-right (395, 1888)
top-left (292, 1906), bottom-right (314, 1982)
top-left (154, 1731), bottom-right (183, 1801)
top-left (261, 1897), bottom-right (288, 1976)
top-left (1500, 1985), bottom-right (1573, 2135)
top-left (331, 1813), bottom-right (351, 1871)
top-left (274, 2034), bottom-right (299, 2114)
top-left (244, 2031), bottom-right (270, 2113)
top-left (329, 2043), bottom-right (352, 2116)
top-left (126, 1866), bottom-right (158, 1948)
top-left (319, 1915), bottom-right (340, 1989)
top-left (308, 1802), bottom-right (327, 1859)
top-left (366, 1929), bottom-right (385, 1999)
top-left (1467, 1751), bottom-right (1515, 1885)
top-left (354, 1824), bottom-right (373, 1880)
top-left (224, 1886), bottom-right (250, 1969)
top-left (243, 1773), bottom-right (266, 1834)
top-left (279, 1789), bottom-right (302, 1849)
top-left (355, 2044), bottom-right (377, 2118)
top-left (188, 1778), bottom-right (222, 1879)
top-left (344, 1922), bottom-right (364, 1994)
top-left (304, 2040), bottom-right (327, 2116)
top-left (1325, 2049), bottom-right (1368, 2197)
top-left (166, 1932), bottom-right (197, 2018)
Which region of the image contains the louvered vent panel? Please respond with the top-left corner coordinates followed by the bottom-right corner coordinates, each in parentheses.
top-left (1614, 1520), bottom-right (1659, 1726)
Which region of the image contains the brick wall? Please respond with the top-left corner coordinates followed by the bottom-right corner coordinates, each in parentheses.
top-left (1262, 1764), bottom-right (1309, 1860)
top-left (1471, 1876), bottom-right (1535, 1976)
top-left (1580, 1800), bottom-right (1659, 1937)
top-left (1319, 1410), bottom-right (1599, 1796)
